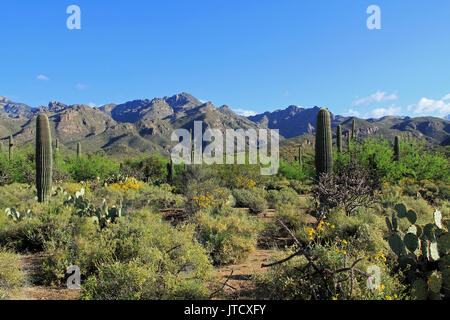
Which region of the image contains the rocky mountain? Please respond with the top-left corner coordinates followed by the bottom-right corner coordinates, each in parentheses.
top-left (0, 93), bottom-right (449, 158)
top-left (248, 105), bottom-right (344, 138)
top-left (0, 96), bottom-right (33, 119)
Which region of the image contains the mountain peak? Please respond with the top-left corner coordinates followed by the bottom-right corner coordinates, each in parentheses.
top-left (0, 96), bottom-right (10, 103)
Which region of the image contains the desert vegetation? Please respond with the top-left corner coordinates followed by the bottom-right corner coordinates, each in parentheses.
top-left (0, 111), bottom-right (449, 300)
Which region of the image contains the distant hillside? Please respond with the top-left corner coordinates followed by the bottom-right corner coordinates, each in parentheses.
top-left (0, 93), bottom-right (449, 157)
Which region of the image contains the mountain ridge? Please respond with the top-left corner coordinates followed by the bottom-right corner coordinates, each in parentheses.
top-left (1, 93), bottom-right (449, 157)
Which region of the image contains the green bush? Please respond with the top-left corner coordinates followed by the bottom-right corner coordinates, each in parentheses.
top-left (192, 207), bottom-right (261, 266)
top-left (63, 153), bottom-right (119, 182)
top-left (232, 188), bottom-right (267, 214)
top-left (34, 208), bottom-right (215, 300)
top-left (266, 187), bottom-right (300, 209)
top-left (0, 249), bottom-right (24, 299)
top-left (0, 147), bottom-right (34, 185)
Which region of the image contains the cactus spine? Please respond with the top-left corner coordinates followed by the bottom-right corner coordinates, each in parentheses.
top-left (76, 142), bottom-right (81, 158)
top-left (8, 135), bottom-right (14, 160)
top-left (36, 114), bottom-right (53, 203)
top-left (336, 125), bottom-right (342, 154)
top-left (315, 109), bottom-right (333, 176)
top-left (394, 136), bottom-right (400, 161)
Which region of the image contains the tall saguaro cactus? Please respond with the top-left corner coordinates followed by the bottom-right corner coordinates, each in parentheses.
top-left (36, 114), bottom-right (53, 203)
top-left (55, 138), bottom-right (59, 151)
top-left (76, 142), bottom-right (81, 158)
top-left (298, 146), bottom-right (303, 167)
top-left (336, 125), bottom-right (342, 154)
top-left (8, 135), bottom-right (14, 160)
top-left (315, 109), bottom-right (333, 176)
top-left (167, 159), bottom-right (174, 183)
top-left (351, 119), bottom-right (356, 140)
top-left (394, 136), bottom-right (400, 162)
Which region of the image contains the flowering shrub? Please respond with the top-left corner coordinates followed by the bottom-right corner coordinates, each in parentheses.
top-left (192, 189), bottom-right (232, 210)
top-left (109, 177), bottom-right (143, 191)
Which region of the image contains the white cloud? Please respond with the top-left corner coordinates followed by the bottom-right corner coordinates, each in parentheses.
top-left (37, 74), bottom-right (50, 81)
top-left (88, 102), bottom-right (97, 108)
top-left (233, 108), bottom-right (257, 117)
top-left (76, 83), bottom-right (88, 90)
top-left (353, 90), bottom-right (398, 107)
top-left (367, 106), bottom-right (402, 118)
top-left (343, 109), bottom-right (361, 117)
top-left (407, 94), bottom-right (450, 116)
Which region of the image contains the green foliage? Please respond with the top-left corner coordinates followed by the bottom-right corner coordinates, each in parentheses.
top-left (354, 137), bottom-right (449, 182)
top-left (232, 188), bottom-right (267, 214)
top-left (266, 187), bottom-right (301, 209)
top-left (0, 249), bottom-right (24, 299)
top-left (63, 153), bottom-right (119, 182)
top-left (192, 206), bottom-right (261, 265)
top-left (0, 146), bottom-right (35, 185)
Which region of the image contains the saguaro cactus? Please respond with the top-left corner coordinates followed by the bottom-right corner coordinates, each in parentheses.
top-left (8, 135), bottom-right (14, 160)
top-left (55, 138), bottom-right (59, 151)
top-left (336, 125), bottom-right (342, 154)
top-left (36, 114), bottom-right (53, 203)
top-left (76, 142), bottom-right (81, 158)
top-left (167, 159), bottom-right (174, 183)
top-left (298, 146), bottom-right (303, 167)
top-left (394, 136), bottom-right (400, 162)
top-left (315, 109), bottom-right (333, 176)
top-left (351, 119), bottom-right (356, 140)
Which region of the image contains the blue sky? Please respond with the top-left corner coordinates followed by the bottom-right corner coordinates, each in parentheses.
top-left (1, 0), bottom-right (449, 118)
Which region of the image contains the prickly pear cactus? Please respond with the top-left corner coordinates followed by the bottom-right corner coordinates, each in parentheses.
top-left (386, 203), bottom-right (449, 300)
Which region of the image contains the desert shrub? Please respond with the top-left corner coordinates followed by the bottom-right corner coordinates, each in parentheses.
top-left (288, 179), bottom-right (312, 195)
top-left (278, 160), bottom-right (313, 181)
top-left (0, 249), bottom-right (24, 299)
top-left (232, 188), bottom-right (267, 214)
top-left (192, 207), bottom-right (261, 265)
top-left (138, 155), bottom-right (169, 185)
top-left (252, 243), bottom-right (406, 300)
top-left (213, 164), bottom-right (268, 190)
top-left (355, 137), bottom-right (449, 183)
top-left (63, 153), bottom-right (119, 182)
top-left (82, 259), bottom-right (211, 300)
top-left (0, 196), bottom-right (73, 253)
top-left (0, 148), bottom-right (34, 185)
top-left (35, 209), bottom-right (215, 300)
top-left (266, 187), bottom-right (300, 209)
top-left (262, 202), bottom-right (315, 247)
top-left (314, 161), bottom-right (378, 216)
